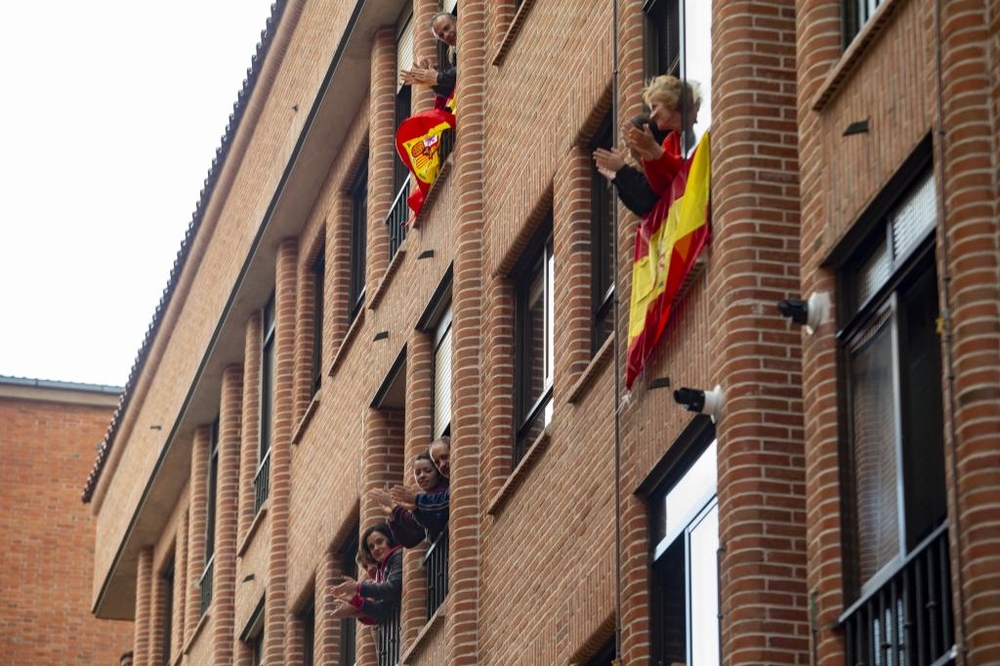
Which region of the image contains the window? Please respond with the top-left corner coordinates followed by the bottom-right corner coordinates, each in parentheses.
top-left (256, 294), bottom-right (276, 513)
top-left (311, 248), bottom-right (325, 396)
top-left (513, 219), bottom-right (555, 464)
top-left (200, 417), bottom-right (219, 615)
top-left (339, 528), bottom-right (359, 666)
top-left (644, 0), bottom-right (712, 155)
top-left (836, 166), bottom-right (954, 663)
top-left (585, 638), bottom-right (616, 665)
top-left (388, 84), bottom-right (412, 261)
top-left (433, 305), bottom-right (453, 439)
top-left (844, 0), bottom-right (884, 44)
top-left (348, 161), bottom-right (368, 319)
top-left (649, 431), bottom-right (720, 666)
top-left (161, 560), bottom-right (174, 666)
top-left (242, 598), bottom-right (266, 666)
top-left (589, 117), bottom-right (615, 353)
top-left (300, 602), bottom-right (315, 666)
top-left (840, 171), bottom-right (945, 592)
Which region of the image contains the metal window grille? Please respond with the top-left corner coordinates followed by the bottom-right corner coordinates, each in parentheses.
top-left (842, 523), bottom-right (955, 666)
top-left (199, 557), bottom-right (214, 616)
top-left (253, 450), bottom-right (271, 514)
top-left (386, 181), bottom-right (411, 261)
top-left (377, 608), bottom-right (401, 666)
top-left (424, 531), bottom-right (449, 618)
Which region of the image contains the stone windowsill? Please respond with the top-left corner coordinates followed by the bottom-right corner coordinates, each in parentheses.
top-left (292, 391), bottom-right (321, 445)
top-left (492, 0), bottom-right (537, 68)
top-left (486, 425), bottom-right (552, 517)
top-left (567, 333), bottom-right (615, 405)
top-left (327, 307), bottom-right (366, 377)
top-left (237, 502), bottom-right (268, 558)
top-left (399, 599), bottom-right (448, 665)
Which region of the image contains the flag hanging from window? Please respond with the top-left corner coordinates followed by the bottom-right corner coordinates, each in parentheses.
top-left (626, 131), bottom-right (711, 390)
top-left (394, 107), bottom-right (456, 219)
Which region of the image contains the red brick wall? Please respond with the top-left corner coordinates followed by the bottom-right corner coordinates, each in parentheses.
top-left (0, 393), bottom-right (133, 664)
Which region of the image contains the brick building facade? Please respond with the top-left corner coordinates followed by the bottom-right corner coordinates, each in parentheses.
top-left (0, 376), bottom-right (133, 664)
top-left (85, 0), bottom-right (999, 664)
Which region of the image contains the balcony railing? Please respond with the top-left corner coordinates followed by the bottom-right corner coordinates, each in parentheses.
top-left (424, 531), bottom-right (449, 618)
top-left (841, 523), bottom-right (955, 666)
top-left (377, 608), bottom-right (400, 666)
top-left (199, 557), bottom-right (214, 616)
top-left (253, 450), bottom-right (271, 514)
top-left (386, 182), bottom-right (410, 261)
top-left (439, 128), bottom-right (455, 165)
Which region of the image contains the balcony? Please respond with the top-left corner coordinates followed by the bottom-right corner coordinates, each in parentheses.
top-left (424, 531), bottom-right (449, 618)
top-left (253, 450), bottom-right (271, 514)
top-left (841, 523), bottom-right (955, 666)
top-left (377, 608), bottom-right (400, 666)
top-left (386, 181), bottom-right (410, 262)
top-left (199, 557), bottom-right (214, 616)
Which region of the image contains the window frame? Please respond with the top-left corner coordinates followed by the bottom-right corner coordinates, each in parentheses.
top-left (513, 220), bottom-right (555, 465)
top-left (834, 164), bottom-right (947, 601)
top-left (348, 161), bottom-right (368, 320)
top-left (843, 0), bottom-right (885, 46)
top-left (643, 416), bottom-right (721, 666)
top-left (256, 293), bottom-right (276, 514)
top-left (310, 247), bottom-right (325, 397)
top-left (588, 116), bottom-right (615, 355)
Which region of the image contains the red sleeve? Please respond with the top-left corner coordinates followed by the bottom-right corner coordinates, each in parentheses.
top-left (350, 592), bottom-right (379, 626)
top-left (641, 132), bottom-right (683, 195)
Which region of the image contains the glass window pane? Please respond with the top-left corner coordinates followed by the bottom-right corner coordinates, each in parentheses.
top-left (545, 242), bottom-right (555, 388)
top-left (663, 440), bottom-right (718, 547)
top-left (688, 503), bottom-right (720, 666)
top-left (849, 314), bottom-right (901, 583)
top-left (855, 239), bottom-right (890, 308)
top-left (526, 265), bottom-right (547, 412)
top-left (681, 0), bottom-right (712, 153)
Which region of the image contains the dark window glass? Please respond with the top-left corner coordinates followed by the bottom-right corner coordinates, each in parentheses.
top-left (844, 0), bottom-right (885, 45)
top-left (589, 116), bottom-right (615, 354)
top-left (644, 0), bottom-right (680, 79)
top-left (206, 417), bottom-right (220, 559)
top-left (161, 561), bottom-right (174, 666)
top-left (311, 249), bottom-right (325, 396)
top-left (301, 602), bottom-right (315, 666)
top-left (261, 294), bottom-right (276, 460)
top-left (585, 638), bottom-right (616, 665)
top-left (514, 220), bottom-right (554, 464)
top-left (349, 162), bottom-right (368, 319)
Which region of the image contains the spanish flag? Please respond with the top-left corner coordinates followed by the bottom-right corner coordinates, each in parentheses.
top-left (626, 131), bottom-right (711, 390)
top-left (394, 107), bottom-right (456, 218)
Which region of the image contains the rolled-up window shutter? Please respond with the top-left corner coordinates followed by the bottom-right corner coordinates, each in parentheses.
top-left (432, 310), bottom-right (453, 438)
top-left (397, 16), bottom-right (415, 92)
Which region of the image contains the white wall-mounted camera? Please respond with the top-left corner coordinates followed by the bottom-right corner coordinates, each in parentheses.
top-left (777, 291), bottom-right (831, 335)
top-left (673, 384), bottom-right (724, 423)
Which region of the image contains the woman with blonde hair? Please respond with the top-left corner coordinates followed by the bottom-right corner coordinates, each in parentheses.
top-left (624, 75), bottom-right (701, 194)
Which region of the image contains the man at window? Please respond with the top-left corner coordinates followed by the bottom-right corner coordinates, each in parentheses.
top-left (400, 13), bottom-right (457, 105)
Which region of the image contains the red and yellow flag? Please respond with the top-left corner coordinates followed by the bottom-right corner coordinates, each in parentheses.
top-left (394, 107), bottom-right (456, 218)
top-left (626, 131), bottom-right (711, 389)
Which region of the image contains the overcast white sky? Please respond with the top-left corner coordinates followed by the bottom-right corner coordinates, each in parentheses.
top-left (0, 1), bottom-right (277, 387)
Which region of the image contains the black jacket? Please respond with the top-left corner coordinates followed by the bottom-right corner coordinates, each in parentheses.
top-left (614, 164), bottom-right (660, 217)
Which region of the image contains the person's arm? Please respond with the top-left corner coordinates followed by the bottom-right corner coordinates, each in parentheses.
top-left (614, 165), bottom-right (661, 217)
top-left (641, 133), bottom-right (683, 195)
top-left (388, 505), bottom-right (427, 548)
top-left (414, 488), bottom-right (450, 536)
top-left (432, 65), bottom-right (456, 98)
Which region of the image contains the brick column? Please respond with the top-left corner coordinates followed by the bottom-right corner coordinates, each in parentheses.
top-left (937, 0), bottom-right (1000, 660)
top-left (239, 313), bottom-right (263, 545)
top-left (411, 0), bottom-right (438, 113)
top-left (185, 426), bottom-right (211, 639)
top-left (267, 238), bottom-right (298, 663)
top-left (134, 548), bottom-right (154, 666)
top-left (212, 365), bottom-right (243, 664)
top-left (402, 330), bottom-right (434, 647)
top-left (481, 276), bottom-right (514, 502)
top-left (448, 0), bottom-right (486, 663)
top-left (316, 553), bottom-right (343, 664)
top-left (368, 28), bottom-right (397, 286)
top-left (793, 1), bottom-right (849, 663)
top-left (147, 563), bottom-right (167, 665)
top-left (710, 0), bottom-right (809, 664)
top-left (554, 146), bottom-right (596, 383)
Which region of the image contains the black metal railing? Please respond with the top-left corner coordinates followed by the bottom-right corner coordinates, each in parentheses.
top-left (424, 531), bottom-right (449, 618)
top-left (386, 182), bottom-right (410, 261)
top-left (377, 609), bottom-right (400, 666)
top-left (439, 128), bottom-right (455, 165)
top-left (253, 451), bottom-right (271, 514)
top-left (842, 523), bottom-right (955, 666)
top-left (199, 557), bottom-right (214, 616)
